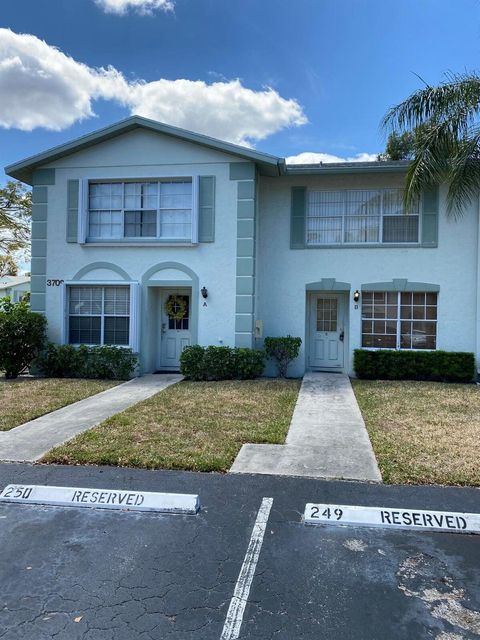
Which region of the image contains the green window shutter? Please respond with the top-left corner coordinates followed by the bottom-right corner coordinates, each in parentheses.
top-left (421, 186), bottom-right (439, 247)
top-left (198, 176), bottom-right (215, 242)
top-left (66, 179), bottom-right (79, 243)
top-left (291, 186), bottom-right (306, 249)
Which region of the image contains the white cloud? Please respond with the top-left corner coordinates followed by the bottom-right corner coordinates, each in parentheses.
top-left (286, 151), bottom-right (379, 164)
top-left (94, 0), bottom-right (174, 15)
top-left (0, 29), bottom-right (307, 146)
top-left (128, 79), bottom-right (307, 146)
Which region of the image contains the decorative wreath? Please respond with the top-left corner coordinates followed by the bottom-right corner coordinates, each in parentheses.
top-left (165, 295), bottom-right (187, 321)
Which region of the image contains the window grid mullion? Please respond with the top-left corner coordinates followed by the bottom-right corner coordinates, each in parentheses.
top-left (379, 191), bottom-right (384, 244)
top-left (157, 181), bottom-right (161, 238)
top-left (396, 292), bottom-right (401, 350)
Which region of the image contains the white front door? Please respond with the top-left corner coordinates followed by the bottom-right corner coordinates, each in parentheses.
top-left (309, 293), bottom-right (345, 369)
top-left (159, 289), bottom-right (191, 370)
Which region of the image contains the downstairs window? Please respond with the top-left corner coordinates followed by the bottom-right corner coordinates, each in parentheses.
top-left (68, 285), bottom-right (130, 346)
top-left (361, 291), bottom-right (437, 350)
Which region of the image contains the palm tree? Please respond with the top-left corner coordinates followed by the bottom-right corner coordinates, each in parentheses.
top-left (383, 72), bottom-right (480, 217)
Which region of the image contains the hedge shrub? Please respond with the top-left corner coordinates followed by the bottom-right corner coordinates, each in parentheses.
top-left (0, 297), bottom-right (47, 378)
top-left (35, 344), bottom-right (138, 380)
top-left (353, 349), bottom-right (475, 383)
top-left (264, 335), bottom-right (302, 378)
top-left (180, 345), bottom-right (265, 381)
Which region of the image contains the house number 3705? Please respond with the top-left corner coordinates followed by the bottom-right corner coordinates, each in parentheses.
top-left (46, 279), bottom-right (64, 287)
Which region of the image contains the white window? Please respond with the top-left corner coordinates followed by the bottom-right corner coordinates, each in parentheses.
top-left (306, 188), bottom-right (420, 245)
top-left (87, 180), bottom-right (193, 242)
top-left (361, 291), bottom-right (437, 350)
top-left (68, 285), bottom-right (130, 346)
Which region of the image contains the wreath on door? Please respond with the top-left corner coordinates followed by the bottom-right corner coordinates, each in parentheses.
top-left (165, 294), bottom-right (187, 321)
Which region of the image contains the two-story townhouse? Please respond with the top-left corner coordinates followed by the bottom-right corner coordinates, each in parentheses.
top-left (5, 116), bottom-right (480, 377)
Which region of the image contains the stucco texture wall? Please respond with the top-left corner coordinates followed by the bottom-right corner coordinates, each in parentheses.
top-left (257, 174), bottom-right (479, 376)
top-left (41, 129), bottom-right (244, 362)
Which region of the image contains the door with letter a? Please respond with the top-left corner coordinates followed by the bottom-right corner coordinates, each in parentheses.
top-left (159, 289), bottom-right (191, 370)
top-left (309, 293), bottom-right (345, 369)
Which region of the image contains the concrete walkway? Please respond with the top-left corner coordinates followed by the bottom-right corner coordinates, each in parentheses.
top-left (230, 372), bottom-right (381, 482)
top-left (0, 374), bottom-right (182, 462)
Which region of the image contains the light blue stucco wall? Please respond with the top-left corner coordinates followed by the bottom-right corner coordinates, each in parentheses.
top-left (29, 126), bottom-right (480, 377)
top-left (256, 173), bottom-right (480, 377)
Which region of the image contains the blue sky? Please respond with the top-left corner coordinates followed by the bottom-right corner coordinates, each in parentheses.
top-left (2, 0), bottom-right (480, 181)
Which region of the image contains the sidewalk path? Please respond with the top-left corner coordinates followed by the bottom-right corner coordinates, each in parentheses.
top-left (231, 372), bottom-right (381, 482)
top-left (0, 374), bottom-right (182, 462)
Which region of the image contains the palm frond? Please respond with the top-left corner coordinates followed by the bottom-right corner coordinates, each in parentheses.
top-left (445, 130), bottom-right (480, 217)
top-left (383, 73), bottom-right (480, 137)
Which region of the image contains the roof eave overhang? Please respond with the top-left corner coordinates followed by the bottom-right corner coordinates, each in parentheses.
top-left (284, 161), bottom-right (410, 176)
top-left (5, 116), bottom-right (284, 184)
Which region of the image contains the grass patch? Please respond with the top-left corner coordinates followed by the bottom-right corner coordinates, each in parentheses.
top-left (0, 378), bottom-right (119, 431)
top-left (42, 378), bottom-right (301, 472)
top-left (352, 379), bottom-right (480, 486)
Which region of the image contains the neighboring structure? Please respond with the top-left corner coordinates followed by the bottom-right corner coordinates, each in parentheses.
top-left (0, 275), bottom-right (30, 303)
top-left (5, 116), bottom-right (480, 376)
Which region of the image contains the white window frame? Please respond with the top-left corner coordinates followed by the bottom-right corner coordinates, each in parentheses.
top-left (61, 281), bottom-right (140, 352)
top-left (306, 188), bottom-right (422, 247)
top-left (360, 290), bottom-right (438, 351)
top-left (78, 177), bottom-right (199, 245)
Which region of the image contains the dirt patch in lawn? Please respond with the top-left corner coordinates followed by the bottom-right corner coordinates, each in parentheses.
top-left (352, 379), bottom-right (480, 486)
top-left (0, 378), bottom-right (119, 431)
top-left (42, 378), bottom-right (301, 472)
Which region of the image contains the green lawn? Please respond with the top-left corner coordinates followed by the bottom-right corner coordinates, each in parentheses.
top-left (352, 379), bottom-right (480, 487)
top-left (42, 378), bottom-right (301, 472)
top-left (0, 378), bottom-right (119, 431)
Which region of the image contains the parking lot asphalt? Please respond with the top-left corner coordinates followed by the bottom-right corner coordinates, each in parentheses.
top-left (0, 462), bottom-right (479, 639)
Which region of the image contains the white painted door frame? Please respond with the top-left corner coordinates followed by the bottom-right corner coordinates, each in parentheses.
top-left (157, 287), bottom-right (192, 371)
top-left (307, 292), bottom-right (346, 371)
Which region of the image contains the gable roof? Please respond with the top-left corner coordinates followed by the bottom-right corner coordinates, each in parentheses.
top-left (5, 115), bottom-right (285, 184)
top-left (4, 115), bottom-right (411, 184)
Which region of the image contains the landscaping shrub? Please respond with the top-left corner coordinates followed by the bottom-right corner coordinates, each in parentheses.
top-left (0, 297), bottom-right (46, 379)
top-left (36, 343), bottom-right (138, 380)
top-left (178, 344), bottom-right (205, 381)
top-left (264, 335), bottom-right (302, 378)
top-left (180, 345), bottom-right (265, 381)
top-left (234, 347), bottom-right (265, 379)
top-left (202, 346), bottom-right (236, 380)
top-left (353, 349), bottom-right (475, 383)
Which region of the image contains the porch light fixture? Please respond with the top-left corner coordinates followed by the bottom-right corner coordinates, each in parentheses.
top-left (353, 290), bottom-right (360, 302)
top-left (201, 286), bottom-right (208, 299)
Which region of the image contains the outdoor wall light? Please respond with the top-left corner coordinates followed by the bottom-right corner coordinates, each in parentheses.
top-left (353, 290), bottom-right (360, 302)
top-left (201, 286), bottom-right (208, 299)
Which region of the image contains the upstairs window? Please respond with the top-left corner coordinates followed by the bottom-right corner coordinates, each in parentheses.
top-left (87, 181), bottom-right (193, 242)
top-left (306, 188), bottom-right (419, 245)
top-left (361, 291), bottom-right (437, 350)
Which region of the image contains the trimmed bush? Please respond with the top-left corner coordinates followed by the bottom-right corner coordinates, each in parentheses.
top-left (353, 349), bottom-right (475, 383)
top-left (178, 344), bottom-right (205, 381)
top-left (35, 343), bottom-right (138, 380)
top-left (234, 347), bottom-right (265, 380)
top-left (202, 346), bottom-right (236, 380)
top-left (180, 345), bottom-right (265, 381)
top-left (0, 297), bottom-right (46, 379)
top-left (264, 335), bottom-right (302, 378)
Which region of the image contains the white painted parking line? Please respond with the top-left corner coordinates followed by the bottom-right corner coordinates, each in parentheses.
top-left (0, 484), bottom-right (200, 514)
top-left (220, 497), bottom-right (273, 640)
top-left (304, 503), bottom-right (480, 534)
